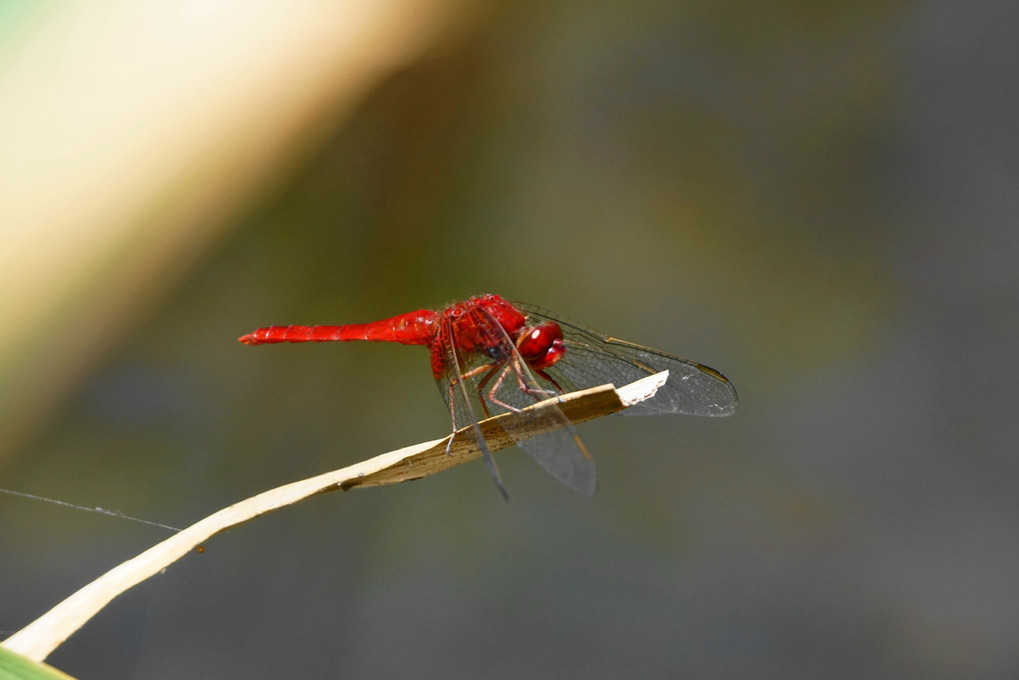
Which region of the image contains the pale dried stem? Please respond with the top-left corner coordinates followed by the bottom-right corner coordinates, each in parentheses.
top-left (2, 372), bottom-right (667, 662)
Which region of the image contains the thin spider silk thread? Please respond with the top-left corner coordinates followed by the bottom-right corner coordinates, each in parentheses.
top-left (0, 488), bottom-right (179, 532)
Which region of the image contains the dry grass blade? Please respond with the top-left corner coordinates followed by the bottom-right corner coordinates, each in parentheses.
top-left (1, 372), bottom-right (667, 662)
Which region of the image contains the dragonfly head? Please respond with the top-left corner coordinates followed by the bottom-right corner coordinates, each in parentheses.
top-left (516, 322), bottom-right (565, 370)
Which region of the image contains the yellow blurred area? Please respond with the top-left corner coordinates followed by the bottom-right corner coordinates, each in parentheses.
top-left (0, 0), bottom-right (469, 457)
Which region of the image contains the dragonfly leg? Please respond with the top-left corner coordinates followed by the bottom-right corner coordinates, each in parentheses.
top-left (485, 361), bottom-right (539, 413)
top-left (447, 361), bottom-right (501, 427)
top-left (535, 368), bottom-right (564, 393)
top-left (508, 358), bottom-right (557, 400)
top-left (473, 361), bottom-right (506, 418)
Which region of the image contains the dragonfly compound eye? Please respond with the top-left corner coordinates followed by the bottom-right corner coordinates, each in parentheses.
top-left (516, 322), bottom-right (565, 369)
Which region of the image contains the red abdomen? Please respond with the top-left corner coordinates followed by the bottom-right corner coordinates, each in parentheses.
top-left (238, 310), bottom-right (438, 346)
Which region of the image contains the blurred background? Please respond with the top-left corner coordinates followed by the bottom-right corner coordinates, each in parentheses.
top-left (2, 0), bottom-right (1017, 678)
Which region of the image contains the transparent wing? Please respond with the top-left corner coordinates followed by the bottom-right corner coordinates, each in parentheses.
top-left (513, 302), bottom-right (738, 417)
top-left (437, 306), bottom-right (597, 496)
top-left (439, 315), bottom-right (509, 500)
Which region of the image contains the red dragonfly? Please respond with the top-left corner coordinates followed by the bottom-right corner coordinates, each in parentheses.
top-left (239, 294), bottom-right (737, 498)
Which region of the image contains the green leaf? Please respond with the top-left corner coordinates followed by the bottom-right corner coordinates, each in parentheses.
top-left (0, 646), bottom-right (77, 680)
